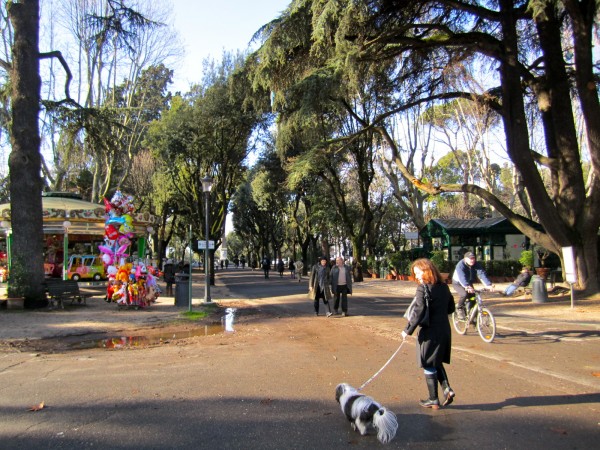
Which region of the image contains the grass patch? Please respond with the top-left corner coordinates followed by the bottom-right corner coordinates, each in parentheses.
top-left (180, 310), bottom-right (210, 321)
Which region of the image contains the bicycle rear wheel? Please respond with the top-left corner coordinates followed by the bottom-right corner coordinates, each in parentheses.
top-left (452, 311), bottom-right (468, 335)
top-left (476, 307), bottom-right (496, 343)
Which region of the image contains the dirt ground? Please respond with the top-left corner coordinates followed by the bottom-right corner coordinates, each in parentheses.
top-left (0, 298), bottom-right (238, 353)
top-left (1, 278), bottom-right (599, 355)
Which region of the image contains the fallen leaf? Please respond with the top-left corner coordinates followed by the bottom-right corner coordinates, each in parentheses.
top-left (28, 401), bottom-right (45, 412)
top-left (549, 427), bottom-right (568, 435)
top-left (592, 372), bottom-right (600, 378)
top-left (260, 398), bottom-right (272, 405)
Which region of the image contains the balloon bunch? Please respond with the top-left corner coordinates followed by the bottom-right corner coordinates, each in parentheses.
top-left (99, 190), bottom-right (135, 267)
top-left (99, 191), bottom-right (161, 309)
top-left (105, 261), bottom-right (160, 308)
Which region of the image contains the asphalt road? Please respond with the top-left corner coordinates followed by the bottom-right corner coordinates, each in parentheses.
top-left (1, 269), bottom-right (599, 449)
top-left (228, 270), bottom-right (600, 394)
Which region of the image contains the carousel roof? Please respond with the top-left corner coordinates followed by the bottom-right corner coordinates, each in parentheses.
top-left (40, 193), bottom-right (106, 211)
top-left (0, 192), bottom-right (102, 218)
top-left (0, 192), bottom-right (156, 235)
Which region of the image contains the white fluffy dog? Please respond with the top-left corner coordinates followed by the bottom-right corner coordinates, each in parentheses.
top-left (335, 383), bottom-right (398, 444)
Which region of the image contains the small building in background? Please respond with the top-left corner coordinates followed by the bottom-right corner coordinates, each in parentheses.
top-left (419, 217), bottom-right (533, 263)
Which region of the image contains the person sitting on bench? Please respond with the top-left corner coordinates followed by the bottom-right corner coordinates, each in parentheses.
top-left (503, 267), bottom-right (532, 296)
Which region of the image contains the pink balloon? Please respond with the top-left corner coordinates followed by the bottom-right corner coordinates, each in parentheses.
top-left (98, 245), bottom-right (114, 255)
top-left (116, 244), bottom-right (129, 257)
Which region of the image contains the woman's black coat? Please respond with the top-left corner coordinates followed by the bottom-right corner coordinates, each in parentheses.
top-left (404, 282), bottom-right (455, 368)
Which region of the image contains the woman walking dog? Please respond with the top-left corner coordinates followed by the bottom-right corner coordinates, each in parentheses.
top-left (402, 258), bottom-right (456, 409)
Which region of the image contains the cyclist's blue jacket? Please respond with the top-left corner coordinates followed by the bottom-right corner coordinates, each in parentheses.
top-left (452, 259), bottom-right (492, 287)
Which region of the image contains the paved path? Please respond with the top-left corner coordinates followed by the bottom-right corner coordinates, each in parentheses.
top-left (226, 271), bottom-right (600, 394)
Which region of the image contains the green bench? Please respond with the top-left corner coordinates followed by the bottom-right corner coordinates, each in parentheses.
top-left (46, 279), bottom-right (93, 309)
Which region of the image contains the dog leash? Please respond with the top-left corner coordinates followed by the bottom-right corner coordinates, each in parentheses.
top-left (357, 339), bottom-right (406, 391)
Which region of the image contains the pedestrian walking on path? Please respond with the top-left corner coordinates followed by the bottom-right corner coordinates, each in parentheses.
top-left (162, 259), bottom-right (176, 297)
top-left (261, 257), bottom-right (271, 279)
top-left (309, 256), bottom-right (333, 316)
top-left (295, 260), bottom-right (304, 281)
top-left (402, 258), bottom-right (456, 409)
top-left (331, 256), bottom-right (352, 316)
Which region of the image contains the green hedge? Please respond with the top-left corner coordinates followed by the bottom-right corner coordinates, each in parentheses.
top-left (481, 260), bottom-right (521, 277)
top-left (436, 260), bottom-right (520, 277)
top-left (384, 252), bottom-right (521, 278)
top-left (440, 259), bottom-right (521, 277)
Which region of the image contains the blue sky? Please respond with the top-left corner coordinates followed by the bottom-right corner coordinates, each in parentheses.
top-left (167, 1), bottom-right (290, 233)
top-left (0, 1), bottom-right (290, 173)
top-left (170, 0), bottom-right (290, 92)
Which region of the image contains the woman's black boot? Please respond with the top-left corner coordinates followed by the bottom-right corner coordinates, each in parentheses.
top-left (437, 365), bottom-right (455, 406)
top-left (420, 373), bottom-right (440, 409)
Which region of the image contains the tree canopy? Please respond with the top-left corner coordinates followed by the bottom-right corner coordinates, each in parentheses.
top-left (248, 0), bottom-right (600, 291)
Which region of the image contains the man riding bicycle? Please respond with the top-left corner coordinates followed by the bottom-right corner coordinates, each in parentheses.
top-left (452, 251), bottom-right (494, 320)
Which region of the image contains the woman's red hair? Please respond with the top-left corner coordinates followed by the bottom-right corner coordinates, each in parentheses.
top-left (410, 258), bottom-right (443, 284)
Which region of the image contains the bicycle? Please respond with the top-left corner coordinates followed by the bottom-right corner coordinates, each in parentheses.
top-left (452, 289), bottom-right (496, 343)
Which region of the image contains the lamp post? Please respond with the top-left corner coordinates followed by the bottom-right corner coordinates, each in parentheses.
top-left (188, 224), bottom-right (193, 312)
top-left (62, 215), bottom-right (72, 281)
top-left (201, 176), bottom-right (213, 303)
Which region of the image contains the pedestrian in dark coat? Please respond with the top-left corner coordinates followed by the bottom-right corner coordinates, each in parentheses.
top-left (261, 257), bottom-right (271, 279)
top-left (402, 258), bottom-right (455, 409)
top-left (308, 256), bottom-right (333, 316)
top-left (163, 259), bottom-right (176, 297)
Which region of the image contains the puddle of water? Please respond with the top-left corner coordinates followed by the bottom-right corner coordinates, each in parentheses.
top-left (71, 308), bottom-right (237, 350)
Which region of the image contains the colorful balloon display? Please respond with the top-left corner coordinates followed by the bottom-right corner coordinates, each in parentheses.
top-left (101, 191), bottom-right (160, 309)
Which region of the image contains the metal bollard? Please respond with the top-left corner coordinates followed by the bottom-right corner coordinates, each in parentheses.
top-left (531, 274), bottom-right (548, 303)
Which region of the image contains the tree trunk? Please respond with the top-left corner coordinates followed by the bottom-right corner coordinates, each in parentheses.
top-left (7, 0), bottom-right (46, 308)
top-left (577, 230), bottom-right (599, 293)
top-left (351, 238), bottom-right (364, 282)
top-left (300, 240), bottom-right (310, 276)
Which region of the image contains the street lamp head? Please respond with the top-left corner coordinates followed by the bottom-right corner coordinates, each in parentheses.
top-left (0, 220), bottom-right (9, 230)
top-left (63, 220), bottom-right (72, 230)
top-left (201, 176), bottom-right (214, 193)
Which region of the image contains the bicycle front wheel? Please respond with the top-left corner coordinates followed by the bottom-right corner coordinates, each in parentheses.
top-left (452, 311), bottom-right (468, 335)
top-left (476, 307), bottom-right (496, 343)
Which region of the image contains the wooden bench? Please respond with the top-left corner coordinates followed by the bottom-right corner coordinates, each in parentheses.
top-left (45, 279), bottom-right (93, 309)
